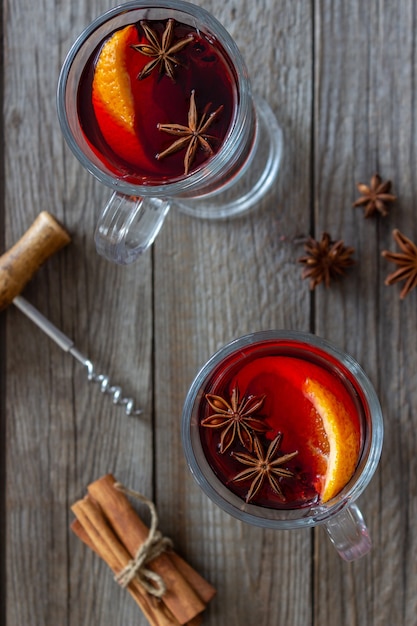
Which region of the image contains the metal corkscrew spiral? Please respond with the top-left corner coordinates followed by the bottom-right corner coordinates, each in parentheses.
top-left (86, 365), bottom-right (141, 416)
top-left (75, 350), bottom-right (142, 416)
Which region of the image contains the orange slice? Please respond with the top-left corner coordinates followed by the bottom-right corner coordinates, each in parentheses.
top-left (303, 377), bottom-right (360, 502)
top-left (92, 24), bottom-right (151, 169)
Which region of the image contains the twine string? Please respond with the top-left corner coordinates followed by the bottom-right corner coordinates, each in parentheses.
top-left (113, 482), bottom-right (173, 598)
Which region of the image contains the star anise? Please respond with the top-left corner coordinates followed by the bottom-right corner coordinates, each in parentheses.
top-left (352, 173), bottom-right (396, 218)
top-left (298, 232), bottom-right (355, 290)
top-left (157, 90), bottom-right (223, 175)
top-left (381, 229), bottom-right (417, 299)
top-left (132, 19), bottom-right (193, 81)
top-left (201, 386), bottom-right (268, 454)
top-left (232, 434), bottom-right (298, 503)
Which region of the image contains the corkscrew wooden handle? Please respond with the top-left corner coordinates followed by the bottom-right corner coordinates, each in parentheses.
top-left (0, 211), bottom-right (71, 311)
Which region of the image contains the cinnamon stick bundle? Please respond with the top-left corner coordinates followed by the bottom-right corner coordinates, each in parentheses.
top-left (71, 474), bottom-right (216, 626)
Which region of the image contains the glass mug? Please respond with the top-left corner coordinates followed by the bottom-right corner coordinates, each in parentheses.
top-left (182, 330), bottom-right (384, 561)
top-left (57, 0), bottom-right (283, 264)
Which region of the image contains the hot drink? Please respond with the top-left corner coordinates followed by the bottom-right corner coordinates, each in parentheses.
top-left (182, 333), bottom-right (383, 559)
top-left (77, 18), bottom-right (237, 184)
top-left (58, 1), bottom-right (284, 263)
top-left (196, 338), bottom-right (363, 510)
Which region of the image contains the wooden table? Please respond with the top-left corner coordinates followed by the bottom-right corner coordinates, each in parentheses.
top-left (2, 1), bottom-right (416, 624)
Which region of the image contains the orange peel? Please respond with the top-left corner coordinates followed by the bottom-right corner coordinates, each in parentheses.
top-left (92, 24), bottom-right (150, 168)
top-left (303, 377), bottom-right (360, 502)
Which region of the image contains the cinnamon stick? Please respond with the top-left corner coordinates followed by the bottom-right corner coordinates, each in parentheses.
top-left (71, 518), bottom-right (98, 553)
top-left (185, 617), bottom-right (203, 626)
top-left (71, 518), bottom-right (204, 626)
top-left (71, 475), bottom-right (216, 625)
top-left (87, 475), bottom-right (214, 623)
top-left (71, 497), bottom-right (179, 626)
top-left (72, 515), bottom-right (214, 605)
top-left (169, 553), bottom-right (216, 606)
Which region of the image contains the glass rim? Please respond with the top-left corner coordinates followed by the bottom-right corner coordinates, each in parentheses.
top-left (56, 0), bottom-right (253, 196)
top-left (181, 329), bottom-right (384, 530)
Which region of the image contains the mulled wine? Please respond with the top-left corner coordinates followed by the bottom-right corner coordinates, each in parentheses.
top-left (197, 338), bottom-right (363, 510)
top-left (76, 18), bottom-right (237, 185)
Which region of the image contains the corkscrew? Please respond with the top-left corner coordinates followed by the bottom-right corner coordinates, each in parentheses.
top-left (0, 212), bottom-right (142, 416)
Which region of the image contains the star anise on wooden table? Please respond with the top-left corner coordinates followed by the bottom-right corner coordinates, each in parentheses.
top-left (157, 90), bottom-right (224, 175)
top-left (381, 229), bottom-right (417, 299)
top-left (133, 18), bottom-right (193, 81)
top-left (352, 173), bottom-right (396, 218)
top-left (231, 434), bottom-right (298, 503)
top-left (298, 232), bottom-right (355, 290)
top-left (202, 387), bottom-right (268, 454)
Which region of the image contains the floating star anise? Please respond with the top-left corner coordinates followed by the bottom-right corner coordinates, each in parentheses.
top-left (232, 434), bottom-right (298, 503)
top-left (132, 19), bottom-right (193, 81)
top-left (298, 232), bottom-right (355, 290)
top-left (202, 387), bottom-right (268, 454)
top-left (382, 229), bottom-right (417, 299)
top-left (157, 90), bottom-right (223, 175)
top-left (352, 173), bottom-right (396, 218)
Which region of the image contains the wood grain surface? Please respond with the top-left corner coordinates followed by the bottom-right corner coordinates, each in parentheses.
top-left (1, 0), bottom-right (416, 625)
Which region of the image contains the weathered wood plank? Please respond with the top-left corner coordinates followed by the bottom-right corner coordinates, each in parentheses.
top-left (314, 2), bottom-right (417, 625)
top-left (4, 1), bottom-right (153, 624)
top-left (154, 1), bottom-right (313, 624)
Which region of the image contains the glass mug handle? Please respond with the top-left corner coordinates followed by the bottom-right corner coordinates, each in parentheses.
top-left (94, 192), bottom-right (171, 264)
top-left (323, 503), bottom-right (371, 561)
